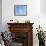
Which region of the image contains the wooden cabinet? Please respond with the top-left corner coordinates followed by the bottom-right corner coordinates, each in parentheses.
top-left (7, 23), bottom-right (34, 46)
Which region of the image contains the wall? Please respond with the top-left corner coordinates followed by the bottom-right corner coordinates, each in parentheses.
top-left (40, 0), bottom-right (46, 31)
top-left (2, 0), bottom-right (40, 30)
top-left (2, 0), bottom-right (46, 46)
top-left (0, 0), bottom-right (2, 32)
top-left (40, 0), bottom-right (46, 13)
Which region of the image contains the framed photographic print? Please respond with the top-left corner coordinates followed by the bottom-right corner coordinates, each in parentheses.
top-left (14, 5), bottom-right (27, 16)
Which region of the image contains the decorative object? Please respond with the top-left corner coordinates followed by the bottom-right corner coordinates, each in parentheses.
top-left (14, 5), bottom-right (27, 16)
top-left (1, 31), bottom-right (12, 46)
top-left (0, 32), bottom-right (5, 46)
top-left (36, 25), bottom-right (45, 46)
top-left (8, 19), bottom-right (19, 23)
top-left (25, 20), bottom-right (30, 23)
top-left (44, 31), bottom-right (46, 40)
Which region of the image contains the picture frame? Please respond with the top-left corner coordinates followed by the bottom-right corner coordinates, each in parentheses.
top-left (14, 5), bottom-right (27, 16)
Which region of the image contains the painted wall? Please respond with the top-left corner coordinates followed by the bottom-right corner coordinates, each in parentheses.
top-left (2, 0), bottom-right (46, 46)
top-left (40, 0), bottom-right (46, 31)
top-left (0, 0), bottom-right (2, 32)
top-left (40, 0), bottom-right (46, 13)
top-left (2, 0), bottom-right (40, 30)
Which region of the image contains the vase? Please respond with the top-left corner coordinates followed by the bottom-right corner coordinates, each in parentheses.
top-left (39, 40), bottom-right (45, 46)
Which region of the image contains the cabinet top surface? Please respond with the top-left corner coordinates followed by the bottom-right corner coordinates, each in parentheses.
top-left (7, 23), bottom-right (34, 25)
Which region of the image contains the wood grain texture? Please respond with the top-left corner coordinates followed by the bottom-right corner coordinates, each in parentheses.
top-left (7, 23), bottom-right (34, 46)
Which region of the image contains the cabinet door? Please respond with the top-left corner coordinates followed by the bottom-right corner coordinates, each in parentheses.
top-left (11, 32), bottom-right (28, 46)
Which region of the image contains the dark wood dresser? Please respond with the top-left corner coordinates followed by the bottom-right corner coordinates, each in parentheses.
top-left (7, 23), bottom-right (34, 46)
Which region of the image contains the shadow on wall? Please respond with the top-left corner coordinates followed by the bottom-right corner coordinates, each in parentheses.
top-left (0, 0), bottom-right (2, 32)
top-left (40, 0), bottom-right (46, 13)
